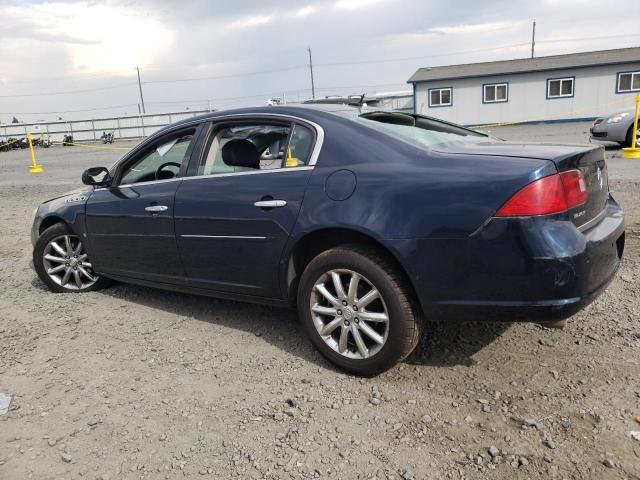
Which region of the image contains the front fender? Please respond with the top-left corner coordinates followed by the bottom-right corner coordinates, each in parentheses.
top-left (31, 187), bottom-right (93, 246)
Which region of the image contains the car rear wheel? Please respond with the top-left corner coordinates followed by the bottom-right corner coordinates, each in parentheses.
top-left (297, 245), bottom-right (422, 376)
top-left (33, 223), bottom-right (111, 293)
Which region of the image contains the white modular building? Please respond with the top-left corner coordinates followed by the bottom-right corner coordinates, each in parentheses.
top-left (408, 47), bottom-right (640, 126)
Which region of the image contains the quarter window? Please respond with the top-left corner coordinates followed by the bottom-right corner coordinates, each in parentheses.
top-left (198, 122), bottom-right (314, 176)
top-left (617, 71), bottom-right (640, 93)
top-left (547, 77), bottom-right (574, 98)
top-left (429, 88), bottom-right (452, 107)
top-left (483, 83), bottom-right (508, 103)
top-left (286, 124), bottom-right (314, 168)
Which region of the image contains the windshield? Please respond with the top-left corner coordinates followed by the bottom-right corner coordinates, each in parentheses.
top-left (337, 110), bottom-right (490, 149)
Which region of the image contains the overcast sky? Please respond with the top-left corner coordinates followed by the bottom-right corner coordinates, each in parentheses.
top-left (1, 0), bottom-right (639, 123)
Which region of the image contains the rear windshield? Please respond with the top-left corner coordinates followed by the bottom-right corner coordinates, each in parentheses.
top-left (336, 110), bottom-right (489, 149)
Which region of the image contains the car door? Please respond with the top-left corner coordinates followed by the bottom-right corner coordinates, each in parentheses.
top-left (85, 124), bottom-right (203, 283)
top-left (175, 117), bottom-right (320, 298)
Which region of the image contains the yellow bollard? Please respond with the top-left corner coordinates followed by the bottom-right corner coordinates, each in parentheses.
top-left (622, 93), bottom-right (640, 159)
top-left (285, 147), bottom-right (300, 167)
top-left (27, 132), bottom-right (44, 173)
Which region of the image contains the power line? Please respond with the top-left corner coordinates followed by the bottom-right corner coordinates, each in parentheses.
top-left (536, 33), bottom-right (640, 44)
top-left (1, 31), bottom-right (638, 91)
top-left (0, 71), bottom-right (136, 85)
top-left (2, 34), bottom-right (639, 97)
top-left (2, 33), bottom-right (639, 115)
top-left (314, 43), bottom-right (531, 68)
top-left (142, 65), bottom-right (306, 85)
top-left (0, 103), bottom-right (138, 115)
top-left (140, 44), bottom-right (533, 87)
top-left (145, 82), bottom-right (409, 106)
top-left (0, 82), bottom-right (137, 98)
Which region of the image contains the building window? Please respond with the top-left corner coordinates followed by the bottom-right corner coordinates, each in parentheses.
top-left (483, 83), bottom-right (508, 103)
top-left (617, 71), bottom-right (640, 93)
top-left (428, 88), bottom-right (452, 107)
top-left (547, 77), bottom-right (574, 99)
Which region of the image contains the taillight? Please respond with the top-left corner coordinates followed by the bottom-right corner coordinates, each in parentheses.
top-left (560, 170), bottom-right (588, 207)
top-left (495, 170), bottom-right (588, 217)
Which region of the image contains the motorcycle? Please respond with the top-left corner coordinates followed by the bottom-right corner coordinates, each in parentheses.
top-left (100, 131), bottom-right (114, 144)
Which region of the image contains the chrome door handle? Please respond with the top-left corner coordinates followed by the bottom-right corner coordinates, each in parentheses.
top-left (145, 205), bottom-right (168, 213)
top-left (254, 200), bottom-right (287, 208)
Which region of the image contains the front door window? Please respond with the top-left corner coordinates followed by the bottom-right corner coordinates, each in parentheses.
top-left (120, 129), bottom-right (195, 185)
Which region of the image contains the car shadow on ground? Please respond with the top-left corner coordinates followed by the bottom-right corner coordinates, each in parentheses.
top-left (406, 319), bottom-right (511, 367)
top-left (31, 277), bottom-right (512, 372)
top-left (603, 144), bottom-right (622, 151)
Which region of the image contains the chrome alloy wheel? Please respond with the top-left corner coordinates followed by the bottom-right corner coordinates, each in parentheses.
top-left (42, 234), bottom-right (98, 290)
top-left (310, 269), bottom-right (389, 359)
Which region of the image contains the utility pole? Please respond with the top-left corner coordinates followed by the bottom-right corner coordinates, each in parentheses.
top-left (136, 66), bottom-right (146, 114)
top-left (308, 47), bottom-right (316, 100)
top-left (531, 20), bottom-right (536, 59)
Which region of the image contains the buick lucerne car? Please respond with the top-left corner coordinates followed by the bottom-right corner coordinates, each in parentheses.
top-left (31, 105), bottom-right (625, 375)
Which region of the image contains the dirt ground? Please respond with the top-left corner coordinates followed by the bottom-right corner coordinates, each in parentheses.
top-left (1, 123), bottom-right (639, 480)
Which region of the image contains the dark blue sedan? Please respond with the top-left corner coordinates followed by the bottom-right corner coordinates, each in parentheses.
top-left (31, 105), bottom-right (625, 375)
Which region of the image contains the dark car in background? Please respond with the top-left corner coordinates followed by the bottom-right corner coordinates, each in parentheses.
top-left (31, 105), bottom-right (625, 375)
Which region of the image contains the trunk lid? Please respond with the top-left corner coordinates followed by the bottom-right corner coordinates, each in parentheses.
top-left (433, 141), bottom-right (609, 228)
top-left (547, 145), bottom-right (608, 228)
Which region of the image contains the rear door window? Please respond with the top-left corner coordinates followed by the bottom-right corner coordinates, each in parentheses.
top-left (197, 122), bottom-right (315, 176)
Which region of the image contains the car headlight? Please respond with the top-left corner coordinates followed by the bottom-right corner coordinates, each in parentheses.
top-left (606, 112), bottom-right (630, 124)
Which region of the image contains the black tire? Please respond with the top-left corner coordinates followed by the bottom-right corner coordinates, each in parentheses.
top-left (626, 125), bottom-right (639, 148)
top-left (297, 245), bottom-right (422, 376)
top-left (33, 223), bottom-right (111, 293)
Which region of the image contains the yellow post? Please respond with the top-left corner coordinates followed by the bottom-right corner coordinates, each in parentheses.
top-left (285, 147), bottom-right (300, 167)
top-left (27, 132), bottom-right (44, 173)
top-left (622, 93), bottom-right (640, 159)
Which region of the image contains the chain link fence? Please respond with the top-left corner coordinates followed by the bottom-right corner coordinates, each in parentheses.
top-left (0, 109), bottom-right (210, 143)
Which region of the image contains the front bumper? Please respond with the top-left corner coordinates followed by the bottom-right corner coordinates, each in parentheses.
top-left (391, 196), bottom-right (625, 322)
top-left (590, 121), bottom-right (629, 143)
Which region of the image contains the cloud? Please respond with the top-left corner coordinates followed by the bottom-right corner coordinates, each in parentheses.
top-left (335, 0), bottom-right (388, 11)
top-left (0, 3), bottom-right (173, 75)
top-left (427, 20), bottom-right (528, 35)
top-left (296, 5), bottom-right (318, 17)
top-left (231, 15), bottom-right (274, 28)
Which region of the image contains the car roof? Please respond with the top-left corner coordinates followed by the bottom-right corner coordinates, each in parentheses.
top-left (159, 103), bottom-right (486, 143)
top-left (168, 103), bottom-right (365, 128)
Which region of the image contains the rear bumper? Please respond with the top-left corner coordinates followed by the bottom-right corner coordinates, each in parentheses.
top-left (391, 196), bottom-right (625, 322)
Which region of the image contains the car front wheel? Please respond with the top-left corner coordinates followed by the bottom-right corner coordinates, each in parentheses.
top-left (33, 223), bottom-right (110, 293)
top-left (297, 245), bottom-right (422, 376)
top-left (627, 125), bottom-right (640, 148)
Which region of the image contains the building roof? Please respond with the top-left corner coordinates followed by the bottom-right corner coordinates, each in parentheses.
top-left (407, 47), bottom-right (640, 83)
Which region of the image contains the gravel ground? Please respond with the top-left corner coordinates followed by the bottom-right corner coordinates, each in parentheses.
top-left (1, 123), bottom-right (639, 480)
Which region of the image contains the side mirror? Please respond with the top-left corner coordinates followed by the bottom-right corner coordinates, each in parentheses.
top-left (82, 166), bottom-right (111, 186)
